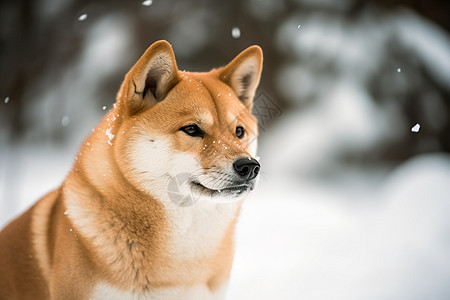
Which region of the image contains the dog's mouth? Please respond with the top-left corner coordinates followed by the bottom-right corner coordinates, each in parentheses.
top-left (190, 180), bottom-right (252, 197)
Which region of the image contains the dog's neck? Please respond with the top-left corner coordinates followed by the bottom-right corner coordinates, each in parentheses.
top-left (63, 116), bottom-right (242, 290)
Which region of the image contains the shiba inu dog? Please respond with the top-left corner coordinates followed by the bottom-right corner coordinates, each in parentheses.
top-left (0, 40), bottom-right (262, 299)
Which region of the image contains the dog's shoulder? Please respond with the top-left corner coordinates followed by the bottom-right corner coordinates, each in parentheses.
top-left (0, 191), bottom-right (59, 299)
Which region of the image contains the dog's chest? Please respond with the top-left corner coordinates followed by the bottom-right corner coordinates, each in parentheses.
top-left (163, 200), bottom-right (240, 260)
top-left (89, 202), bottom-right (236, 300)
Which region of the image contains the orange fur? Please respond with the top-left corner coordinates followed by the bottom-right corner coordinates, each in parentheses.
top-left (0, 40), bottom-right (263, 299)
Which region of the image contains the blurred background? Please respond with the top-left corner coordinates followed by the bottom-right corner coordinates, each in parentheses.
top-left (1, 0), bottom-right (450, 299)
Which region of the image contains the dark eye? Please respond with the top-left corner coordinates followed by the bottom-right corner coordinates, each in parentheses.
top-left (180, 124), bottom-right (204, 138)
top-left (236, 125), bottom-right (245, 139)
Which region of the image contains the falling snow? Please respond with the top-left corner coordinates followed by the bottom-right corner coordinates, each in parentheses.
top-left (4, 97), bottom-right (9, 104)
top-left (106, 127), bottom-right (115, 145)
top-left (102, 105), bottom-right (106, 110)
top-left (61, 116), bottom-right (70, 127)
top-left (231, 27), bottom-right (241, 39)
top-left (78, 14), bottom-right (88, 21)
top-left (411, 123), bottom-right (420, 132)
top-left (142, 0), bottom-right (153, 6)
top-left (397, 68), bottom-right (402, 73)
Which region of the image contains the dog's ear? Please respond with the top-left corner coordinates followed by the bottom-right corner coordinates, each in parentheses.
top-left (219, 45), bottom-right (263, 109)
top-left (118, 40), bottom-right (180, 115)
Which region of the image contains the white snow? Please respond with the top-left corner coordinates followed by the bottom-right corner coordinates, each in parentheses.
top-left (411, 123), bottom-right (420, 132)
top-left (397, 67), bottom-right (402, 73)
top-left (264, 79), bottom-right (402, 175)
top-left (4, 97), bottom-right (9, 104)
top-left (0, 143), bottom-right (75, 227)
top-left (228, 153), bottom-right (450, 300)
top-left (78, 14), bottom-right (88, 21)
top-left (61, 116), bottom-right (70, 127)
top-left (231, 27), bottom-right (241, 39)
top-left (105, 127), bottom-right (115, 145)
top-left (142, 0), bottom-right (153, 6)
top-left (102, 105), bottom-right (106, 110)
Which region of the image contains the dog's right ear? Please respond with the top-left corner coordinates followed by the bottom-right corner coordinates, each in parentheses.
top-left (118, 40), bottom-right (180, 115)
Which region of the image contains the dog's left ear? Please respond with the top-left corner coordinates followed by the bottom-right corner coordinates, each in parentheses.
top-left (219, 45), bottom-right (263, 109)
top-left (118, 40), bottom-right (180, 115)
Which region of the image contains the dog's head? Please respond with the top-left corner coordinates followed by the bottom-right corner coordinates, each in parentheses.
top-left (113, 41), bottom-right (262, 206)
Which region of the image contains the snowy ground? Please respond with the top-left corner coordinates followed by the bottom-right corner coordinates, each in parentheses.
top-left (228, 151), bottom-right (450, 300)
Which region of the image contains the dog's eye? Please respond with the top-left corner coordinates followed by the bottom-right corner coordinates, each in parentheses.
top-left (236, 125), bottom-right (245, 139)
top-left (180, 124), bottom-right (204, 138)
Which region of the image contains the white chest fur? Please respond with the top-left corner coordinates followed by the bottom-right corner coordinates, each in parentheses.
top-left (163, 198), bottom-right (241, 260)
top-left (90, 282), bottom-right (229, 300)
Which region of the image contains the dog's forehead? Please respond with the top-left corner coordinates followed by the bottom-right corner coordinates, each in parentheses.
top-left (175, 72), bottom-right (246, 123)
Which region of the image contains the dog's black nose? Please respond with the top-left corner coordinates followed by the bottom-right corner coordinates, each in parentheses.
top-left (233, 157), bottom-right (260, 180)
